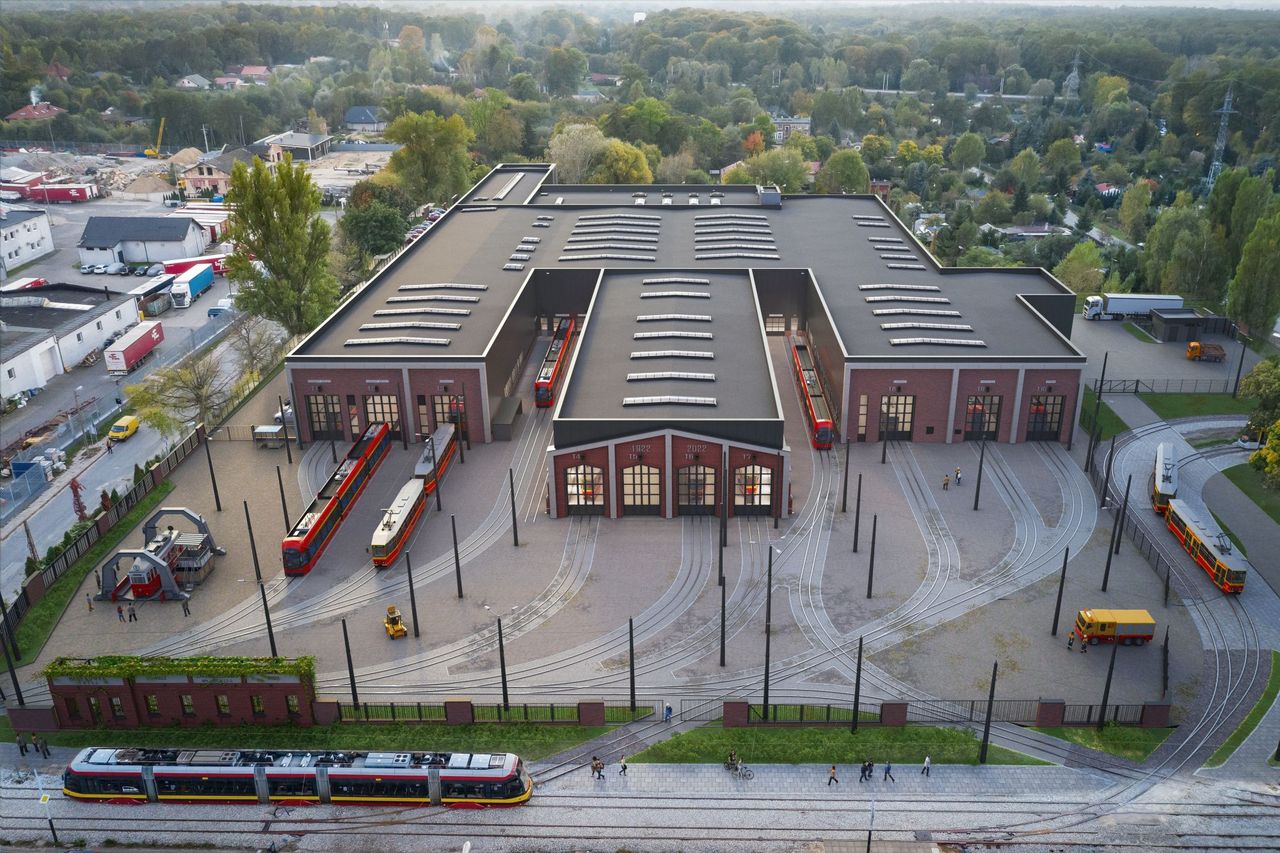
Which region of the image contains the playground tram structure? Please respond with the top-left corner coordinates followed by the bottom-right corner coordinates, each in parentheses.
top-left (1164, 497), bottom-right (1248, 594)
top-left (534, 316), bottom-right (577, 408)
top-left (1150, 442), bottom-right (1178, 515)
top-left (789, 333), bottom-right (835, 449)
top-left (62, 746), bottom-right (533, 808)
top-left (95, 508), bottom-right (223, 603)
top-left (282, 422), bottom-right (391, 576)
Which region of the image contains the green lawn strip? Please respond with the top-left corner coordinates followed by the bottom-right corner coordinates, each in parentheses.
top-left (1223, 464), bottom-right (1280, 527)
top-left (1030, 725), bottom-right (1175, 762)
top-left (14, 480), bottom-right (175, 667)
top-left (1122, 322), bottom-right (1156, 343)
top-left (0, 717), bottom-right (610, 763)
top-left (1080, 387), bottom-right (1127, 440)
top-left (1189, 436), bottom-right (1233, 449)
top-left (1204, 650), bottom-right (1280, 768)
top-left (1137, 393), bottom-right (1257, 420)
top-left (629, 723), bottom-right (1046, 766)
top-left (1209, 510), bottom-right (1248, 558)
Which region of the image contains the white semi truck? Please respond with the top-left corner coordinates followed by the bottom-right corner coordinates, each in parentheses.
top-left (1082, 293), bottom-right (1184, 321)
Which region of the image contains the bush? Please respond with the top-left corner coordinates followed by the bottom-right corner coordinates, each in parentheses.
top-left (25, 556), bottom-right (43, 577)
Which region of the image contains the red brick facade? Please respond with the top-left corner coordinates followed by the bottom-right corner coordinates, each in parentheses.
top-left (49, 673), bottom-right (316, 729)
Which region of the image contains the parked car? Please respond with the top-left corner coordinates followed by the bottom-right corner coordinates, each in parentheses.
top-left (133, 266), bottom-right (148, 276)
top-left (108, 415), bottom-right (141, 442)
top-left (206, 298), bottom-right (236, 318)
top-left (146, 263), bottom-right (165, 276)
top-left (80, 263), bottom-right (94, 274)
top-left (93, 264), bottom-right (109, 274)
top-left (427, 207), bottom-right (446, 221)
top-left (105, 262), bottom-right (126, 275)
top-left (274, 402), bottom-right (295, 424)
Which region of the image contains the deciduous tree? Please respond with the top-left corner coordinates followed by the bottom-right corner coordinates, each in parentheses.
top-left (127, 351), bottom-right (234, 435)
top-left (742, 148), bottom-right (810, 193)
top-left (589, 139), bottom-right (653, 184)
top-left (385, 110), bottom-right (475, 204)
top-left (1240, 356), bottom-right (1280, 435)
top-left (341, 200), bottom-right (409, 261)
top-left (1009, 147), bottom-right (1040, 189)
top-left (1052, 240), bottom-right (1105, 293)
top-left (226, 155), bottom-right (338, 337)
top-left (949, 131), bottom-right (985, 171)
top-left (1044, 137), bottom-right (1081, 178)
top-left (544, 46), bottom-right (587, 98)
top-left (1144, 206), bottom-right (1230, 302)
top-left (1227, 212), bottom-right (1280, 339)
top-left (1118, 182), bottom-right (1152, 242)
top-left (548, 124), bottom-right (608, 183)
top-left (815, 148), bottom-right (869, 193)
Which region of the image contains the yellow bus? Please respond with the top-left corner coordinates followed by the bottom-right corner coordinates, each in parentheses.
top-left (1073, 608), bottom-right (1156, 646)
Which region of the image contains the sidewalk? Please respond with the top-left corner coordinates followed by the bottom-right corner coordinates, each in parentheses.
top-left (1103, 393), bottom-right (1164, 430)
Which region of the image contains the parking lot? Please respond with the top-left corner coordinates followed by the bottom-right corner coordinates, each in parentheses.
top-left (1069, 314), bottom-right (1264, 389)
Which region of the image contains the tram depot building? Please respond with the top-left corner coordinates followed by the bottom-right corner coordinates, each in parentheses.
top-left (285, 164), bottom-right (1085, 520)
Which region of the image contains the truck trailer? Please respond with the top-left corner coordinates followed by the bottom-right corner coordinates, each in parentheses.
top-left (105, 321), bottom-right (164, 375)
top-left (170, 263), bottom-right (214, 308)
top-left (1186, 341), bottom-right (1227, 362)
top-left (1082, 293), bottom-right (1184, 321)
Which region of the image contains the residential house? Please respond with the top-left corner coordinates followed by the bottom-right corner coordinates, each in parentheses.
top-left (772, 115), bottom-right (811, 144)
top-left (213, 76), bottom-right (245, 90)
top-left (45, 61), bottom-right (72, 82)
top-left (979, 222), bottom-right (1071, 241)
top-left (176, 74), bottom-right (212, 90)
top-left (1, 206), bottom-right (55, 275)
top-left (77, 216), bottom-right (208, 266)
top-left (5, 102), bottom-right (66, 122)
top-left (343, 106), bottom-right (385, 133)
top-left (239, 65), bottom-right (271, 82)
top-left (181, 148), bottom-right (257, 196)
top-left (1, 285), bottom-right (138, 392)
top-left (254, 131), bottom-right (334, 162)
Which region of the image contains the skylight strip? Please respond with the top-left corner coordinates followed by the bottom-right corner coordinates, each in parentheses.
top-left (635, 313), bottom-right (712, 322)
top-left (864, 296), bottom-right (952, 304)
top-left (461, 206), bottom-right (497, 212)
top-left (503, 263), bottom-right (525, 271)
top-left (886, 263), bottom-right (928, 269)
top-left (696, 243), bottom-right (779, 252)
top-left (852, 214), bottom-right (886, 221)
top-left (866, 237), bottom-right (903, 243)
top-left (693, 220), bottom-right (773, 228)
top-left (490, 173), bottom-right (522, 201)
top-left (360, 321), bottom-right (463, 331)
top-left (694, 226), bottom-right (773, 235)
top-left (623, 395), bottom-right (718, 406)
top-left (521, 236), bottom-right (542, 243)
top-left (531, 222), bottom-right (550, 228)
top-left (572, 224), bottom-right (661, 233)
top-left (557, 253), bottom-right (656, 262)
top-left (879, 322), bottom-right (974, 331)
top-left (398, 283), bottom-right (489, 291)
top-left (373, 307), bottom-right (471, 317)
top-left (858, 284), bottom-right (941, 291)
top-left (695, 252), bottom-right (781, 260)
top-left (566, 234), bottom-right (659, 244)
top-left (630, 350), bottom-right (714, 359)
top-left (577, 213), bottom-right (661, 221)
top-left (880, 254), bottom-right (920, 261)
top-left (694, 213), bottom-right (768, 221)
top-left (642, 277), bottom-right (711, 285)
top-left (872, 308), bottom-right (963, 317)
top-left (510, 253), bottom-right (531, 261)
top-left (634, 331), bottom-right (715, 340)
top-left (889, 337), bottom-right (987, 347)
top-left (561, 243), bottom-right (659, 252)
top-left (386, 295), bottom-right (480, 303)
top-left (693, 234), bottom-right (776, 243)
top-left (344, 336), bottom-right (450, 347)
top-left (626, 371), bottom-right (716, 381)
top-left (639, 290), bottom-right (712, 299)
top-left (856, 222), bottom-right (892, 228)
top-left (535, 215), bottom-right (554, 220)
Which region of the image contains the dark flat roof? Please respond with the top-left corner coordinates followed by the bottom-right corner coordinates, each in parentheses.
top-left (557, 270), bottom-right (778, 422)
top-left (292, 166), bottom-right (1083, 363)
top-left (0, 284), bottom-right (131, 360)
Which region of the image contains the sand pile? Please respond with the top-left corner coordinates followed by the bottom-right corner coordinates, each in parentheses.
top-left (124, 175), bottom-right (173, 194)
top-left (168, 147), bottom-right (203, 166)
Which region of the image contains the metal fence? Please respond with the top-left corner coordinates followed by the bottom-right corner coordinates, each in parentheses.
top-left (1094, 377), bottom-right (1232, 395)
top-left (749, 703), bottom-right (875, 724)
top-left (1, 427), bottom-right (201, 632)
top-left (337, 702), bottom-right (447, 723)
top-left (1063, 703), bottom-right (1144, 726)
top-left (332, 701), bottom-right (648, 724)
top-left (0, 138), bottom-right (180, 157)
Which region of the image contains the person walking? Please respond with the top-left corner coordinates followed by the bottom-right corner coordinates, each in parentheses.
top-left (127, 603), bottom-right (137, 622)
top-left (954, 466), bottom-right (962, 485)
top-left (618, 754), bottom-right (627, 776)
top-left (116, 604), bottom-right (125, 622)
top-left (664, 703), bottom-right (673, 723)
top-left (921, 755), bottom-right (931, 777)
top-left (828, 765), bottom-right (840, 786)
top-left (85, 593), bottom-right (94, 612)
top-left (16, 732), bottom-right (29, 756)
top-left (94, 569), bottom-right (101, 591)
top-left (105, 440), bottom-right (114, 455)
top-left (866, 758), bottom-right (875, 781)
top-left (181, 599), bottom-right (191, 617)
top-left (883, 760), bottom-right (895, 782)
top-left (942, 474), bottom-right (950, 491)
top-left (858, 759), bottom-right (870, 782)
top-left (36, 735), bottom-right (51, 759)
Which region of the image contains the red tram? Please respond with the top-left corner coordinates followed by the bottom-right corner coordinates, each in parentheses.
top-left (63, 746), bottom-right (533, 807)
top-left (282, 422), bottom-right (390, 576)
top-left (790, 334), bottom-right (835, 449)
top-left (534, 317), bottom-right (577, 408)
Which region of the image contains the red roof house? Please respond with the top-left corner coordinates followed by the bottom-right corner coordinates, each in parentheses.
top-left (6, 103), bottom-right (67, 122)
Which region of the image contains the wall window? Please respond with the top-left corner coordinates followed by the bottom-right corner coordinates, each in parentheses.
top-left (676, 465), bottom-right (716, 515)
top-left (734, 464), bottom-right (773, 515)
top-left (417, 394), bottom-right (432, 436)
top-left (75, 332), bottom-right (83, 343)
top-left (434, 394), bottom-right (466, 440)
top-left (565, 464), bottom-right (605, 515)
top-left (145, 694), bottom-right (160, 715)
top-left (96, 320), bottom-right (103, 330)
top-left (115, 309), bottom-right (122, 319)
top-left (363, 394), bottom-right (400, 438)
top-left (110, 696), bottom-right (125, 719)
top-left (5, 368), bottom-right (14, 380)
top-left (621, 464), bottom-right (661, 515)
top-left (181, 694), bottom-right (195, 716)
top-left (286, 695), bottom-right (301, 715)
top-left (857, 394), bottom-right (868, 442)
top-left (251, 695), bottom-right (265, 716)
top-left (88, 696), bottom-right (103, 724)
top-left (879, 395), bottom-right (915, 441)
top-left (64, 696), bottom-right (81, 721)
top-left (964, 395), bottom-right (1001, 441)
top-left (346, 394), bottom-right (360, 435)
top-left (216, 694), bottom-right (231, 716)
top-left (305, 394), bottom-right (343, 441)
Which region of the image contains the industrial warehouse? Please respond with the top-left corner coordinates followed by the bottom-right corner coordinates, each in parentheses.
top-left (285, 164), bottom-right (1086, 520)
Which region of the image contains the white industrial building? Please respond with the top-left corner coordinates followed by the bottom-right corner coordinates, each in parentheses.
top-left (77, 216), bottom-right (207, 266)
top-left (0, 284), bottom-right (138, 394)
top-left (1, 206), bottom-right (55, 276)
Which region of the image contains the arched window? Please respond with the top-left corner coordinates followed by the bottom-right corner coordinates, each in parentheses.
top-left (677, 465), bottom-right (716, 515)
top-left (621, 465), bottom-right (661, 515)
top-left (734, 465), bottom-right (772, 515)
top-left (565, 464), bottom-right (605, 515)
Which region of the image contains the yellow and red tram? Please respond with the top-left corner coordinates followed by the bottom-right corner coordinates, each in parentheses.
top-left (1164, 498), bottom-right (1247, 594)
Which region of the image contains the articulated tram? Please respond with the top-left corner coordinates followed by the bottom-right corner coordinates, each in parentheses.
top-left (534, 317), bottom-right (576, 408)
top-left (789, 334), bottom-right (835, 449)
top-left (414, 423), bottom-right (458, 493)
top-left (1150, 442), bottom-right (1179, 515)
top-left (371, 480), bottom-right (428, 568)
top-left (64, 746), bottom-right (533, 808)
top-left (1164, 498), bottom-right (1248, 594)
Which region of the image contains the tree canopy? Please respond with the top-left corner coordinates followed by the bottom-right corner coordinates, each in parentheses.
top-left (385, 110), bottom-right (476, 205)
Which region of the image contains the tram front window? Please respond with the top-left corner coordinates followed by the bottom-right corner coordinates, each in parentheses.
top-left (282, 547), bottom-right (307, 570)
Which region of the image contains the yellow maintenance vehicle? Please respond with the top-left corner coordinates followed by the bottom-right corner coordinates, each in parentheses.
top-left (384, 604), bottom-right (408, 639)
top-left (144, 117), bottom-right (166, 158)
top-left (1073, 608), bottom-right (1156, 646)
top-left (1186, 340), bottom-right (1226, 362)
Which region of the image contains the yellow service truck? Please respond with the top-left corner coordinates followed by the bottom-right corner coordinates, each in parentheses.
top-left (1073, 608), bottom-right (1156, 646)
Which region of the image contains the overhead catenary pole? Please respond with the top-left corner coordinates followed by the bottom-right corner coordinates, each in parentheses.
top-left (497, 618), bottom-right (509, 711)
top-left (719, 580), bottom-right (726, 667)
top-left (1113, 474), bottom-right (1133, 556)
top-left (1098, 640), bottom-right (1119, 731)
top-left (1100, 435), bottom-right (1116, 508)
top-left (979, 660), bottom-right (998, 764)
top-left (853, 473), bottom-right (863, 553)
top-left (509, 468), bottom-right (520, 547)
top-left (851, 635), bottom-right (863, 733)
top-left (866, 514), bottom-right (877, 599)
top-left (841, 440), bottom-right (850, 512)
top-left (629, 617), bottom-right (637, 712)
top-left (404, 551), bottom-right (419, 639)
top-left (1051, 547), bottom-right (1070, 636)
top-left (1, 631), bottom-right (23, 706)
top-left (1101, 475), bottom-right (1132, 592)
top-left (341, 618), bottom-right (358, 706)
top-left (275, 465), bottom-right (290, 531)
top-left (973, 438), bottom-right (987, 511)
top-left (1085, 352), bottom-right (1109, 473)
top-left (277, 395), bottom-right (293, 465)
top-left (203, 436), bottom-right (222, 512)
top-left (451, 514), bottom-right (464, 598)
top-left (1232, 331), bottom-right (1249, 398)
top-left (763, 546), bottom-right (773, 721)
top-left (880, 408), bottom-right (888, 465)
top-left (430, 433), bottom-right (443, 511)
top-left (243, 501), bottom-right (277, 658)
top-left (330, 439), bottom-right (337, 465)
